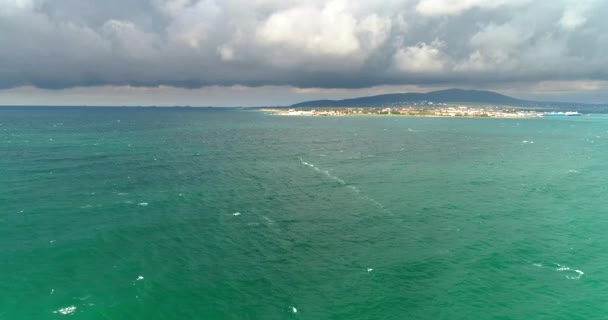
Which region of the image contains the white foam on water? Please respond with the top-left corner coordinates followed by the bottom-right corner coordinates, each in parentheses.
top-left (291, 306), bottom-right (297, 313)
top-left (117, 193), bottom-right (128, 196)
top-left (555, 263), bottom-right (584, 279)
top-left (138, 202), bottom-right (148, 206)
top-left (367, 268), bottom-right (374, 272)
top-left (136, 275), bottom-right (144, 281)
top-left (347, 185), bottom-right (361, 193)
top-left (18, 210), bottom-right (24, 214)
top-left (50, 240), bottom-right (56, 244)
top-left (532, 263), bottom-right (542, 268)
top-left (301, 159), bottom-right (391, 214)
top-left (54, 306), bottom-right (76, 315)
top-left (233, 212), bottom-right (241, 216)
top-left (50, 289), bottom-right (54, 294)
top-left (262, 216), bottom-right (274, 224)
top-left (300, 159), bottom-right (345, 184)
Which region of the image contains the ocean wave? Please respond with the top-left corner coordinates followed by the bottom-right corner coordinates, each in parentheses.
top-left (555, 263), bottom-right (584, 279)
top-left (534, 262), bottom-right (585, 280)
top-left (53, 306), bottom-right (76, 315)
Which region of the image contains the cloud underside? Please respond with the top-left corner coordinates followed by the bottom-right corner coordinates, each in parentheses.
top-left (0, 0), bottom-right (607, 90)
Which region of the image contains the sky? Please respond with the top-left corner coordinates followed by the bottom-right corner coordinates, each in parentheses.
top-left (1, 0), bottom-right (608, 106)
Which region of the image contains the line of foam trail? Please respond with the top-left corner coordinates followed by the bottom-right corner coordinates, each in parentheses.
top-left (261, 215), bottom-right (274, 224)
top-left (300, 158), bottom-right (345, 185)
top-left (301, 159), bottom-right (391, 214)
top-left (347, 185), bottom-right (387, 211)
top-left (555, 263), bottom-right (584, 279)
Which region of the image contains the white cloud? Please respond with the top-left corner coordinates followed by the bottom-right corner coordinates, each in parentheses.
top-left (0, 0), bottom-right (37, 10)
top-left (456, 22), bottom-right (532, 72)
top-left (217, 44), bottom-right (235, 61)
top-left (416, 0), bottom-right (517, 16)
top-left (559, 0), bottom-right (595, 31)
top-left (164, 0), bottom-right (222, 48)
top-left (102, 20), bottom-right (158, 58)
top-left (256, 0), bottom-right (361, 56)
top-left (357, 14), bottom-right (392, 49)
top-left (393, 40), bottom-right (447, 72)
top-left (1, 0), bottom-right (608, 94)
top-left (153, 0), bottom-right (193, 17)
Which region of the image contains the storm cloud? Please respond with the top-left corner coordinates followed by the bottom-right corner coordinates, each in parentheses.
top-left (1, 0), bottom-right (607, 91)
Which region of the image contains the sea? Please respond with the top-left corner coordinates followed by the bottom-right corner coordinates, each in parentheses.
top-left (2, 107), bottom-right (608, 319)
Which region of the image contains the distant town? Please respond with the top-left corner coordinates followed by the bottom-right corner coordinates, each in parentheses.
top-left (262, 104), bottom-right (581, 118)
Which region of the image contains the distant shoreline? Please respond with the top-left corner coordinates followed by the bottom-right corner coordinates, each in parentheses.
top-left (259, 107), bottom-right (564, 118)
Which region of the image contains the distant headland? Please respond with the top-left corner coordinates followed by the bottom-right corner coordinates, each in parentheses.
top-left (260, 89), bottom-right (607, 117)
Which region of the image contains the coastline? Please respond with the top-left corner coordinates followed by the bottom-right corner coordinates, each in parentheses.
top-left (259, 107), bottom-right (552, 119)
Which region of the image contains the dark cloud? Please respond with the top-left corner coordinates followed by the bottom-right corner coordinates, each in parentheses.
top-left (1, 0), bottom-right (607, 90)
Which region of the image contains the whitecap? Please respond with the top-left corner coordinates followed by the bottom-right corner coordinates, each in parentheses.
top-left (233, 212), bottom-right (241, 216)
top-left (262, 216), bottom-right (274, 224)
top-left (291, 306), bottom-right (297, 313)
top-left (555, 263), bottom-right (584, 279)
top-left (54, 306), bottom-right (76, 315)
top-left (367, 268), bottom-right (374, 273)
top-left (347, 185), bottom-right (361, 193)
top-left (138, 202), bottom-right (148, 206)
top-left (117, 193), bottom-right (128, 196)
top-left (136, 275), bottom-right (144, 281)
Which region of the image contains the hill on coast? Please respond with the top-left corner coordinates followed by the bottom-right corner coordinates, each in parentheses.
top-left (291, 89), bottom-right (525, 107)
top-left (290, 88), bottom-right (608, 113)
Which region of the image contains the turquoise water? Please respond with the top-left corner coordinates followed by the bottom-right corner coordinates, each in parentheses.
top-left (2, 107), bottom-right (608, 319)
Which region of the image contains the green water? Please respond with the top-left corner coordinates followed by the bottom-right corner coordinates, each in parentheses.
top-left (2, 107), bottom-right (608, 319)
